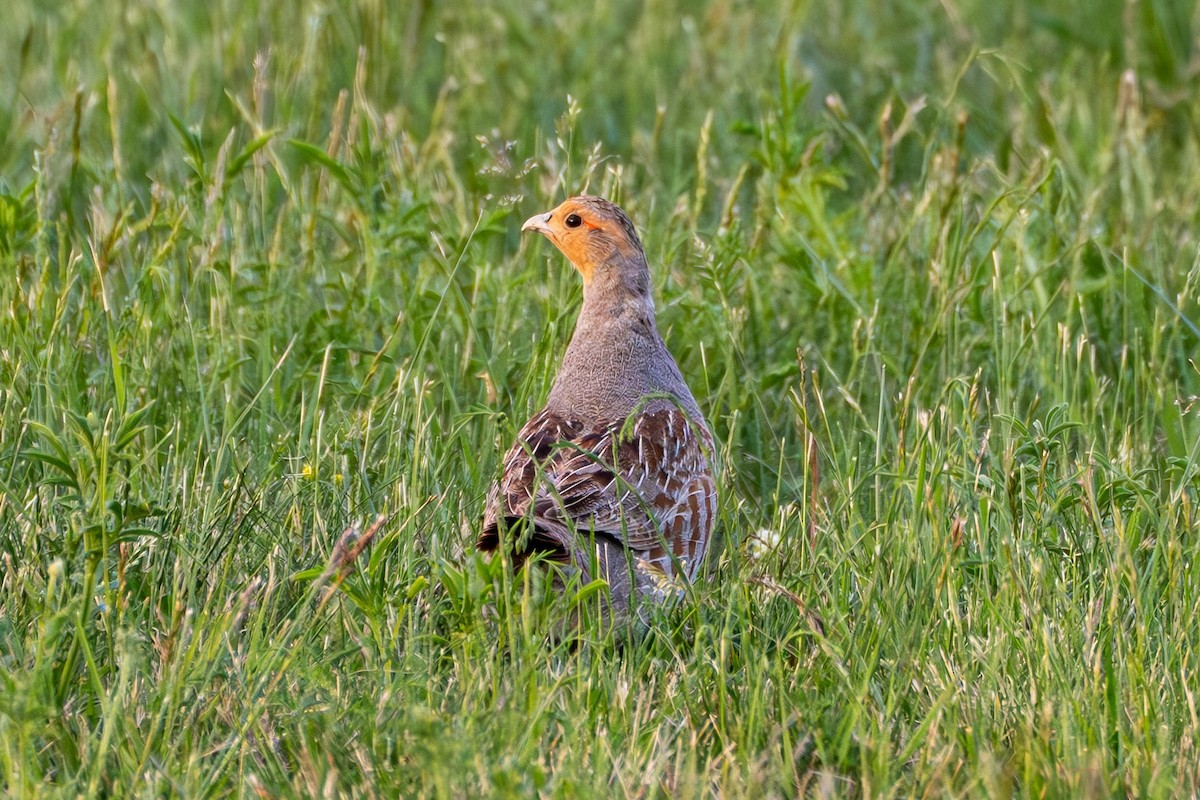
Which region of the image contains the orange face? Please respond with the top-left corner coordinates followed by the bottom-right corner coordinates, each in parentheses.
top-left (521, 196), bottom-right (643, 284)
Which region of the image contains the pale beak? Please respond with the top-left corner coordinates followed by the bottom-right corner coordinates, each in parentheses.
top-left (521, 212), bottom-right (553, 236)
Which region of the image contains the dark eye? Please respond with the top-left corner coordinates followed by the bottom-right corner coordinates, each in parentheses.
top-left (564, 213), bottom-right (582, 228)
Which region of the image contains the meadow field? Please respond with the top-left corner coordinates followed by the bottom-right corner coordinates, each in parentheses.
top-left (2, 0), bottom-right (1199, 796)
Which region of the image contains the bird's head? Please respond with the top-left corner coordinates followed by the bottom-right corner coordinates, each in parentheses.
top-left (521, 196), bottom-right (648, 290)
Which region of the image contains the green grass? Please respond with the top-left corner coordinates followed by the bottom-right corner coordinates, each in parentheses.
top-left (2, 0), bottom-right (1199, 796)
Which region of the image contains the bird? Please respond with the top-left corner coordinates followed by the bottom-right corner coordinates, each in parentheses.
top-left (479, 195), bottom-right (716, 622)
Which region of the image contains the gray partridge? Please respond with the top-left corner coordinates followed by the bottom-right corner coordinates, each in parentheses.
top-left (479, 196), bottom-right (716, 617)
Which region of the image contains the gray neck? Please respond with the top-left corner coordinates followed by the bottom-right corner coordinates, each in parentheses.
top-left (545, 263), bottom-right (700, 423)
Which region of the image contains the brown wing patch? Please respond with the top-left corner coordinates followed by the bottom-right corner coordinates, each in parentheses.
top-left (480, 403), bottom-right (716, 583)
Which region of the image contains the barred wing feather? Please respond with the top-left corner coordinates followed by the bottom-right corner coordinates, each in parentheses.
top-left (479, 405), bottom-right (715, 581)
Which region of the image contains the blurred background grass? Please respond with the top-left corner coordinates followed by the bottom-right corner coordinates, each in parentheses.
top-left (1, 0), bottom-right (1199, 796)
